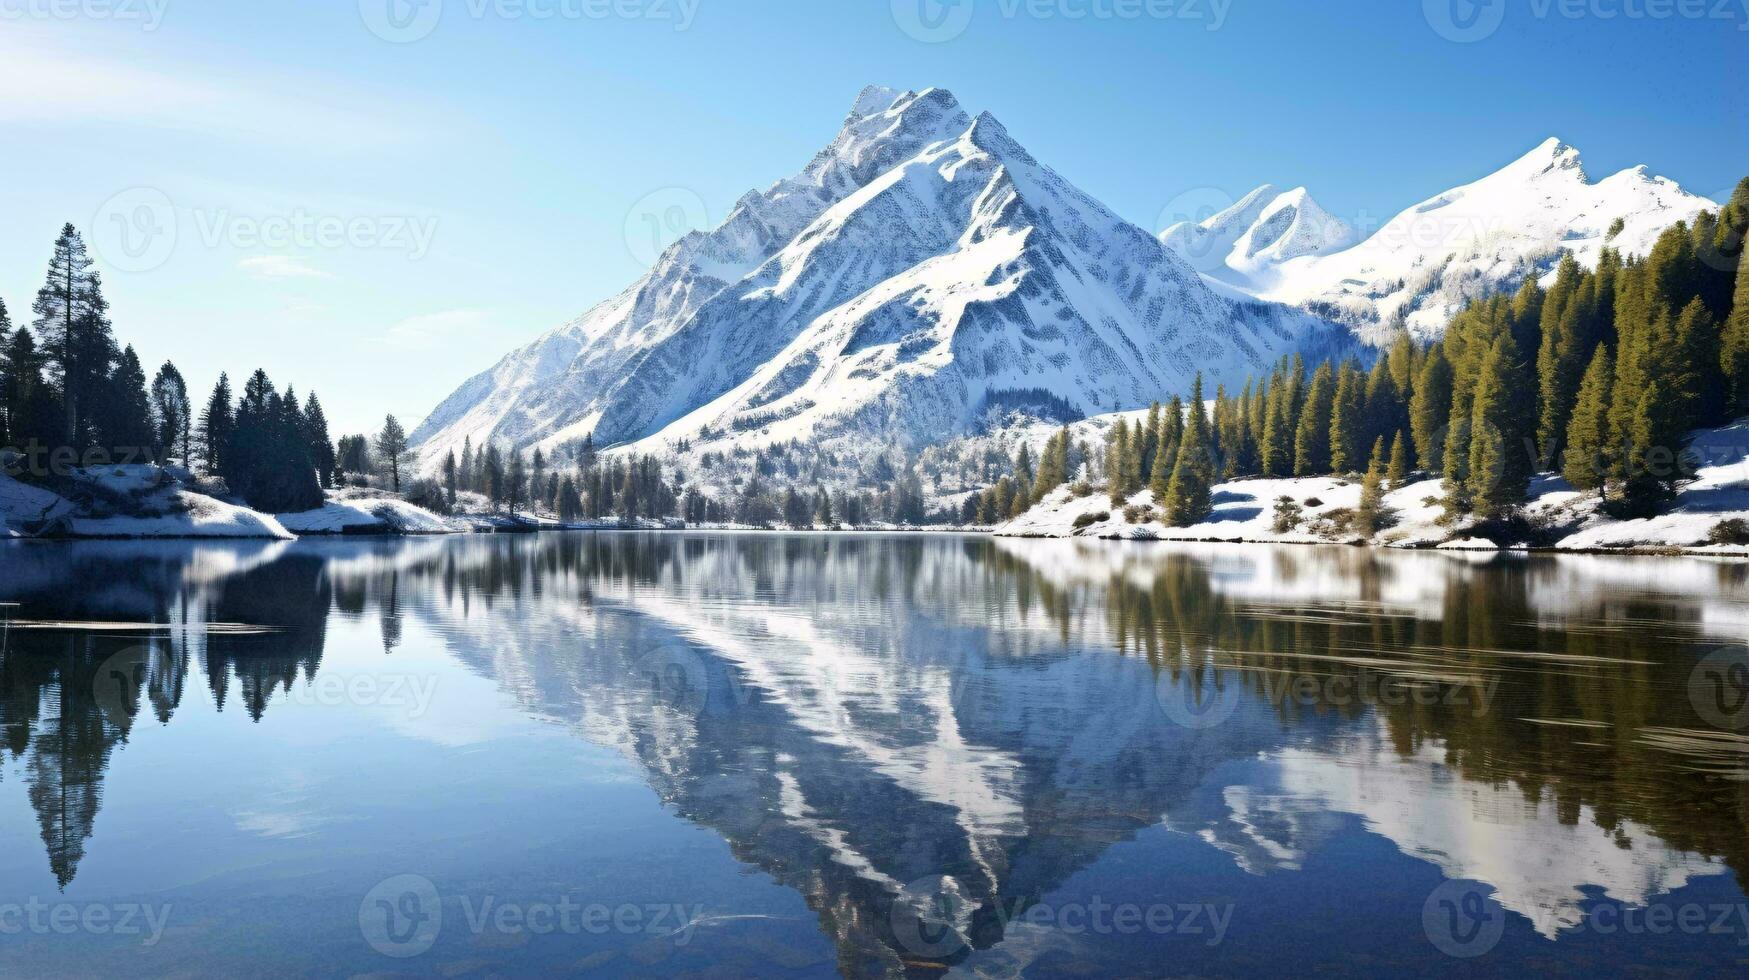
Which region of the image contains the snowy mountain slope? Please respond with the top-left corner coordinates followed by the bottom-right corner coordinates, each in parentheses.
top-left (1163, 138), bottom-right (1717, 343)
top-left (1159, 184), bottom-right (1356, 284)
top-left (412, 87), bottom-right (1357, 466)
top-left (410, 86), bottom-right (975, 462)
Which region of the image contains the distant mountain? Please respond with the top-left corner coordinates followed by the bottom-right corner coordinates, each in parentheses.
top-left (1161, 138), bottom-right (1718, 343)
top-left (411, 87), bottom-right (1355, 464)
top-left (1159, 184), bottom-right (1356, 282)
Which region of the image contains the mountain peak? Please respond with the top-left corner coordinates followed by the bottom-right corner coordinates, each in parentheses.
top-left (848, 85), bottom-right (906, 121)
top-left (1503, 136), bottom-right (1585, 180)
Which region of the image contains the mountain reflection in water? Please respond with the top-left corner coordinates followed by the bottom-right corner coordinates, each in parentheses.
top-left (0, 533), bottom-right (1746, 977)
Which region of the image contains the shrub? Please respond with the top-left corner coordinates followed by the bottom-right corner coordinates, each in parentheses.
top-left (1123, 504), bottom-right (1155, 524)
top-left (1708, 518), bottom-right (1749, 546)
top-left (1072, 511), bottom-right (1109, 531)
top-left (1271, 496), bottom-right (1304, 533)
top-left (1303, 496), bottom-right (1325, 509)
top-left (404, 478), bottom-right (453, 515)
top-left (1070, 480), bottom-right (1095, 498)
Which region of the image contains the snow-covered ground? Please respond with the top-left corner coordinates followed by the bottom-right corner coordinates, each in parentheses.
top-left (274, 487), bottom-right (469, 535)
top-left (1000, 421), bottom-right (1749, 555)
top-left (0, 464), bottom-right (463, 540)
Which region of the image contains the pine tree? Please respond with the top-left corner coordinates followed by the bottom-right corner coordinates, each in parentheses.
top-left (1386, 430), bottom-right (1409, 487)
top-left (102, 345), bottom-right (153, 459)
top-left (147, 362), bottom-right (190, 467)
top-left (557, 476), bottom-right (583, 523)
top-left (1107, 419), bottom-right (1140, 505)
top-left (1466, 335), bottom-right (1534, 519)
top-left (1617, 378), bottom-right (1690, 516)
top-left (781, 487), bottom-right (809, 528)
top-left (1724, 240), bottom-right (1749, 416)
top-left (1363, 357), bottom-right (1405, 456)
top-left (1139, 403), bottom-right (1161, 478)
top-left (1669, 296), bottom-right (1721, 430)
top-left (1409, 345), bottom-right (1452, 472)
top-left (31, 224), bottom-right (114, 450)
top-left (1716, 177), bottom-right (1749, 261)
top-left (1329, 362), bottom-right (1366, 473)
top-left (1353, 436), bottom-right (1390, 536)
top-left (375, 415), bottom-right (412, 493)
top-left (443, 450), bottom-right (458, 509)
top-left (506, 450), bottom-right (526, 514)
top-left (1293, 363), bottom-right (1335, 476)
top-left (303, 393), bottom-right (336, 488)
top-left (1562, 344), bottom-right (1614, 498)
top-left (1, 326), bottom-right (59, 452)
top-left (1162, 375), bottom-right (1214, 527)
top-left (198, 373), bottom-right (234, 476)
top-left (483, 444), bottom-right (505, 510)
top-left (814, 486), bottom-right (834, 526)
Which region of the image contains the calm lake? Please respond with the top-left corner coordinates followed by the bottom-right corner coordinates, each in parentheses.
top-left (0, 532), bottom-right (1747, 977)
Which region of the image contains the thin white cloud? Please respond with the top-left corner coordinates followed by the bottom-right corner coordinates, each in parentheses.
top-left (382, 310), bottom-right (494, 350)
top-left (240, 255), bottom-right (331, 280)
top-left (0, 30), bottom-right (428, 148)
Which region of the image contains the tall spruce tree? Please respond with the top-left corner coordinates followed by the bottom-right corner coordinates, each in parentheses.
top-left (1386, 430), bottom-right (1409, 487)
top-left (1562, 344), bottom-right (1614, 498)
top-left (1293, 363), bottom-right (1335, 476)
top-left (303, 393), bottom-right (337, 488)
top-left (102, 345), bottom-right (153, 460)
top-left (1409, 346), bottom-right (1452, 472)
top-left (1162, 375), bottom-right (1214, 527)
top-left (1723, 239), bottom-right (1749, 415)
top-left (375, 415), bottom-right (413, 493)
top-left (148, 362), bottom-right (191, 467)
top-left (1352, 436), bottom-right (1390, 536)
top-left (1363, 357), bottom-right (1405, 456)
top-left (198, 373), bottom-right (234, 477)
top-left (1465, 335), bottom-right (1534, 520)
top-left (1329, 362), bottom-right (1366, 473)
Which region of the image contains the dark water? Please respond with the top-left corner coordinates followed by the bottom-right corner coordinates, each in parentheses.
top-left (1, 533), bottom-right (1747, 978)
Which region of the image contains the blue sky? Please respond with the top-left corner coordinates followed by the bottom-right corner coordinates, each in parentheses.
top-left (1, 0), bottom-right (1743, 435)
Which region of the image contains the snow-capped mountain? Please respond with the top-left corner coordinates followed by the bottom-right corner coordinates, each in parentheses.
top-left (1163, 138), bottom-right (1717, 343)
top-left (1159, 184), bottom-right (1356, 283)
top-left (411, 87), bottom-right (1354, 464)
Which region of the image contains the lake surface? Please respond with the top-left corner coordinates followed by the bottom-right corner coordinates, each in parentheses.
top-left (0, 533), bottom-right (1747, 977)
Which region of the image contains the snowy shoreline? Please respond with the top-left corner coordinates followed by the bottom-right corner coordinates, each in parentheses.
top-left (994, 420), bottom-right (1749, 560)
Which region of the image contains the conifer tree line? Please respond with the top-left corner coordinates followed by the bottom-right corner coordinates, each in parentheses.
top-left (1, 223), bottom-right (344, 513)
top-left (1084, 180), bottom-right (1749, 527)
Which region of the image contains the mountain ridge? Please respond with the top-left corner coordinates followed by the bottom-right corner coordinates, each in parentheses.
top-left (1161, 135), bottom-right (1717, 343)
top-left (412, 86), bottom-right (1355, 466)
